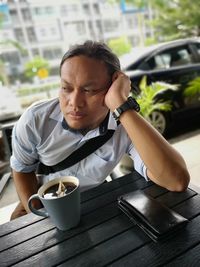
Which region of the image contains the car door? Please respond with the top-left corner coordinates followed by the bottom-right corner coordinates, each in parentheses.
top-left (142, 44), bottom-right (200, 117)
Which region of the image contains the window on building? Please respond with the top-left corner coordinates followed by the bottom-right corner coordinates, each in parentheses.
top-left (21, 8), bottom-right (31, 21)
top-left (34, 7), bottom-right (43, 16)
top-left (43, 49), bottom-right (53, 60)
top-left (96, 20), bottom-right (102, 34)
top-left (10, 10), bottom-right (19, 24)
top-left (93, 3), bottom-right (100, 14)
top-left (27, 27), bottom-right (37, 42)
top-left (69, 4), bottom-right (78, 13)
top-left (45, 6), bottom-right (54, 15)
top-left (14, 28), bottom-right (25, 43)
top-left (32, 48), bottom-right (40, 57)
top-left (60, 5), bottom-right (68, 16)
top-left (82, 4), bottom-right (90, 15)
top-left (50, 27), bottom-right (57, 35)
top-left (104, 20), bottom-right (119, 32)
top-left (0, 52), bottom-right (20, 65)
top-left (43, 48), bottom-right (62, 60)
top-left (54, 48), bottom-right (62, 58)
top-left (76, 22), bottom-right (86, 35)
top-left (40, 28), bottom-right (46, 36)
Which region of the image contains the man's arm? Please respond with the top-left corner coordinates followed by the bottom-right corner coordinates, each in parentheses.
top-left (105, 72), bottom-right (190, 192)
top-left (12, 170), bottom-right (43, 213)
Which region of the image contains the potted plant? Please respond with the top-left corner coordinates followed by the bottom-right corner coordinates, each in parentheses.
top-left (183, 77), bottom-right (200, 103)
top-left (132, 76), bottom-right (178, 135)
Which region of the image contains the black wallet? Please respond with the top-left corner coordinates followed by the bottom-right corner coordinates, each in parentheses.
top-left (118, 190), bottom-right (188, 242)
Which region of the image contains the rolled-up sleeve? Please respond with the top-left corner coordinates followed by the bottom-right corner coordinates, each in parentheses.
top-left (128, 144), bottom-right (149, 181)
top-left (10, 109), bottom-right (39, 173)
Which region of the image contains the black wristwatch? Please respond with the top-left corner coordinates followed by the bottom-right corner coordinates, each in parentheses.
top-left (112, 96), bottom-right (140, 121)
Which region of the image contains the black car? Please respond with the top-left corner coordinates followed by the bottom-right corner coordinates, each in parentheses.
top-left (120, 38), bottom-right (200, 135)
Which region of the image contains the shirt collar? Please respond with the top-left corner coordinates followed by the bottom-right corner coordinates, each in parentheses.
top-left (62, 111), bottom-right (118, 134)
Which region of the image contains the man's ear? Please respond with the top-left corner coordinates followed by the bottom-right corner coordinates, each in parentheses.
top-left (112, 71), bottom-right (118, 82)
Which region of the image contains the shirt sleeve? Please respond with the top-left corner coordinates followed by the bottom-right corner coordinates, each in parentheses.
top-left (10, 108), bottom-right (40, 173)
top-left (127, 143), bottom-right (149, 181)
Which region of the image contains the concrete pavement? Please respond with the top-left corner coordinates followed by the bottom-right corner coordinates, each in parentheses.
top-left (170, 128), bottom-right (200, 188)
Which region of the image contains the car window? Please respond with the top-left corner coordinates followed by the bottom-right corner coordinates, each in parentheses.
top-left (138, 45), bottom-right (193, 71)
top-left (193, 43), bottom-right (200, 57)
top-left (170, 48), bottom-right (192, 67)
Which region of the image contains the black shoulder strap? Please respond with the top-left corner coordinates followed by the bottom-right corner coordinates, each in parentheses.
top-left (37, 129), bottom-right (114, 175)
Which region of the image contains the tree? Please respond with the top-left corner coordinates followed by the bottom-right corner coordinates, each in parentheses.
top-left (0, 59), bottom-right (9, 86)
top-left (108, 36), bottom-right (132, 56)
top-left (150, 0), bottom-right (200, 40)
top-left (24, 56), bottom-right (49, 80)
top-left (0, 9), bottom-right (27, 85)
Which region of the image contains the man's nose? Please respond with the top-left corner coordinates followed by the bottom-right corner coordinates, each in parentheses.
top-left (69, 91), bottom-right (84, 108)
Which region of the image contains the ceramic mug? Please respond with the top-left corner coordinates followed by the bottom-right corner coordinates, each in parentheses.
top-left (28, 176), bottom-right (80, 231)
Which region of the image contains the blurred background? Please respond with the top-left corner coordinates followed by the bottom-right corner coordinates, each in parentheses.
top-left (0, 0), bottom-right (200, 223)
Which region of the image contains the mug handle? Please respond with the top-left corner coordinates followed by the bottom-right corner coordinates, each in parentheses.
top-left (28, 194), bottom-right (48, 217)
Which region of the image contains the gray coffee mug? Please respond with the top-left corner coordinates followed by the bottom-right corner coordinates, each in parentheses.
top-left (28, 176), bottom-right (80, 231)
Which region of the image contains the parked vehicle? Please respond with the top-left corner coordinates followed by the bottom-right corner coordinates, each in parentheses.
top-left (120, 38), bottom-right (200, 135)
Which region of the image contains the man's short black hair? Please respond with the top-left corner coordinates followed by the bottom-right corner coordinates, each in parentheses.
top-left (60, 40), bottom-right (121, 77)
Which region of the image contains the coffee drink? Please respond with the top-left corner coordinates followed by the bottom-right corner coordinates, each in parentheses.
top-left (43, 182), bottom-right (76, 199)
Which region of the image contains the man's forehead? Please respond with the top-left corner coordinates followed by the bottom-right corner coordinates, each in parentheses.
top-left (61, 55), bottom-right (108, 71)
top-left (61, 79), bottom-right (98, 85)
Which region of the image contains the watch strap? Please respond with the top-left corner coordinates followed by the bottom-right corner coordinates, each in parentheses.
top-left (112, 96), bottom-right (140, 121)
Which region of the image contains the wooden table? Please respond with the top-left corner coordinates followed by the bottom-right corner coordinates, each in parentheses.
top-left (1, 171), bottom-right (200, 266)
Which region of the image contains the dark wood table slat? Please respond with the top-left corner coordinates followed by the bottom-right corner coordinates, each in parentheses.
top-left (0, 172), bottom-right (142, 238)
top-left (58, 227), bottom-right (150, 267)
top-left (173, 194), bottom-right (200, 219)
top-left (9, 215), bottom-right (134, 267)
top-left (0, 201), bottom-right (122, 266)
top-left (0, 213), bottom-right (45, 238)
top-left (108, 215), bottom-right (200, 267)
top-left (0, 172), bottom-right (200, 267)
top-left (81, 178), bottom-right (150, 215)
top-left (155, 188), bottom-right (197, 207)
top-left (164, 242), bottom-right (200, 266)
top-left (0, 176), bottom-right (151, 255)
top-left (81, 172), bottom-right (144, 202)
top-left (143, 184), bottom-right (168, 197)
top-left (4, 184), bottom-right (199, 267)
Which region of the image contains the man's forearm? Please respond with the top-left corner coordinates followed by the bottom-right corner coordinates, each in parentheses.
top-left (12, 170), bottom-right (42, 213)
top-left (119, 109), bottom-right (190, 192)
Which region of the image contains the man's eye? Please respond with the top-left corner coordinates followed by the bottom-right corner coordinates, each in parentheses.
top-left (83, 88), bottom-right (98, 94)
top-left (62, 86), bottom-right (71, 92)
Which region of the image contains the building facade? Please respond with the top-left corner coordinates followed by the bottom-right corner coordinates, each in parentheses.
top-left (0, 0), bottom-right (154, 83)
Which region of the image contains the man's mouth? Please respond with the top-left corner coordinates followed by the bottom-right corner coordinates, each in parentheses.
top-left (68, 111), bottom-right (86, 120)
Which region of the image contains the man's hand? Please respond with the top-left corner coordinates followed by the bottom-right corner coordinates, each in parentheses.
top-left (104, 72), bottom-right (131, 111)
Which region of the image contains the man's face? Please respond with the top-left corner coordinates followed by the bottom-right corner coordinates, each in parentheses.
top-left (59, 55), bottom-right (111, 132)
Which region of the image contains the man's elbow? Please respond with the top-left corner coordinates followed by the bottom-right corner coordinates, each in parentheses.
top-left (171, 167), bottom-right (190, 192)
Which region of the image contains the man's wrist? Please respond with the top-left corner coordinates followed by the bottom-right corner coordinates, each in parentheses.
top-left (112, 96), bottom-right (140, 121)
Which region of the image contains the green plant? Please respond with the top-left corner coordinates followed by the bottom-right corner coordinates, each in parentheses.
top-left (184, 77), bottom-right (200, 98)
top-left (24, 56), bottom-right (49, 79)
top-left (108, 36), bottom-right (132, 56)
top-left (131, 76), bottom-right (178, 134)
top-left (17, 82), bottom-right (60, 97)
top-left (134, 76), bottom-right (177, 118)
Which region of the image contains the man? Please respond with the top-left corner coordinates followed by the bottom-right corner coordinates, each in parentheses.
top-left (10, 41), bottom-right (190, 219)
